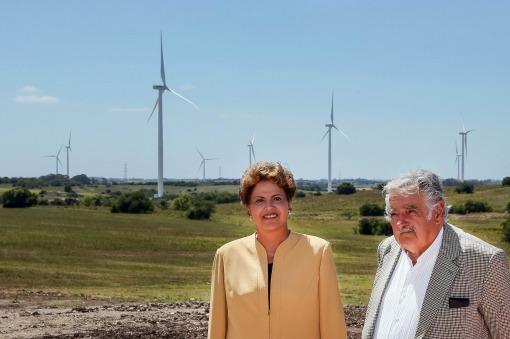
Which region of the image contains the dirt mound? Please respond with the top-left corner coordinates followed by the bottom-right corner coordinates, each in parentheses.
top-left (0, 291), bottom-right (365, 339)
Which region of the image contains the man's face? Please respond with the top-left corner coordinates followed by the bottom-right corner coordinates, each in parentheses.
top-left (388, 190), bottom-right (444, 260)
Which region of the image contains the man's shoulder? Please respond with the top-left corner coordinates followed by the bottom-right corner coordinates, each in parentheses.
top-left (448, 223), bottom-right (504, 258)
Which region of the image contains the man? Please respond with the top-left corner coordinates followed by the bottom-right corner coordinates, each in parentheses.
top-left (362, 170), bottom-right (510, 339)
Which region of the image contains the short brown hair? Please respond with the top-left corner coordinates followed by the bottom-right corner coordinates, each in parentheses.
top-left (239, 161), bottom-right (296, 206)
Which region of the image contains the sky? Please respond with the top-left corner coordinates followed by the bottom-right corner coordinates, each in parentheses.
top-left (1, 1), bottom-right (509, 181)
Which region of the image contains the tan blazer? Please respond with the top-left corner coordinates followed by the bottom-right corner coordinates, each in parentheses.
top-left (208, 231), bottom-right (347, 339)
top-left (362, 223), bottom-right (510, 339)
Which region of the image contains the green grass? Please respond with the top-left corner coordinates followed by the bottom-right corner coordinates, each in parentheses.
top-left (0, 185), bottom-right (509, 305)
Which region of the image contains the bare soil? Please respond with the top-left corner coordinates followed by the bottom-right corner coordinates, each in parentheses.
top-left (0, 290), bottom-right (365, 338)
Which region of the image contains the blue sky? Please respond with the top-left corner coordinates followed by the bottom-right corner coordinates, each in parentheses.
top-left (1, 1), bottom-right (509, 180)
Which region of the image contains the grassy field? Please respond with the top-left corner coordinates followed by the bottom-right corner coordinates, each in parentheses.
top-left (0, 184), bottom-right (509, 305)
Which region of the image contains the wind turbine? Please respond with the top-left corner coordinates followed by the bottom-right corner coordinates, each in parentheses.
top-left (44, 145), bottom-right (63, 175)
top-left (248, 136), bottom-right (256, 166)
top-left (65, 131), bottom-right (72, 178)
top-left (455, 143), bottom-right (462, 181)
top-left (321, 91), bottom-right (348, 192)
top-left (147, 32), bottom-right (198, 198)
top-left (458, 125), bottom-right (474, 181)
top-left (196, 148), bottom-right (217, 181)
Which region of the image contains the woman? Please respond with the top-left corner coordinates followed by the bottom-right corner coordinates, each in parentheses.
top-left (208, 161), bottom-right (347, 339)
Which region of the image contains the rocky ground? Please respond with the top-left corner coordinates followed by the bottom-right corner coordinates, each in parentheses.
top-left (0, 290), bottom-right (366, 338)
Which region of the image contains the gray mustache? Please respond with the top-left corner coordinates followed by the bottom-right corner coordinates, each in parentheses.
top-left (398, 225), bottom-right (416, 233)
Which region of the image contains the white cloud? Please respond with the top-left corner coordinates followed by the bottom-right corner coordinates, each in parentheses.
top-left (110, 107), bottom-right (149, 113)
top-left (21, 85), bottom-right (38, 93)
top-left (15, 85), bottom-right (59, 104)
top-left (15, 95), bottom-right (60, 104)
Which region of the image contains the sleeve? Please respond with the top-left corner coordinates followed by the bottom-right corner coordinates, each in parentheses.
top-left (319, 242), bottom-right (348, 339)
top-left (479, 249), bottom-right (510, 338)
top-left (207, 249), bottom-right (227, 339)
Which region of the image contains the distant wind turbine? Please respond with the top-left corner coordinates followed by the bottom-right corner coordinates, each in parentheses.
top-left (196, 148), bottom-right (217, 180)
top-left (458, 125), bottom-right (474, 181)
top-left (248, 136), bottom-right (256, 166)
top-left (65, 131), bottom-right (72, 178)
top-left (44, 145), bottom-right (63, 175)
top-left (147, 32), bottom-right (199, 198)
top-left (321, 91), bottom-right (348, 192)
top-left (454, 143), bottom-right (462, 181)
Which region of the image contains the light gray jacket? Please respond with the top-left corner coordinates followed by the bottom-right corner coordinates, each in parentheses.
top-left (362, 223), bottom-right (510, 339)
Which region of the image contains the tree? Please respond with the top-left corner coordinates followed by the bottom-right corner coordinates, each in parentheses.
top-left (186, 200), bottom-right (216, 220)
top-left (360, 203), bottom-right (384, 216)
top-left (503, 177), bottom-right (510, 186)
top-left (335, 182), bottom-right (356, 195)
top-left (2, 188), bottom-right (37, 208)
top-left (455, 182), bottom-right (474, 194)
top-left (111, 191), bottom-right (154, 214)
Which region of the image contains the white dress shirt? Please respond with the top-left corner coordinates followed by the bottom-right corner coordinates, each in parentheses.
top-left (373, 227), bottom-right (444, 339)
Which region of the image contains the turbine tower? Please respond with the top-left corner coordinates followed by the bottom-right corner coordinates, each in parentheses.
top-left (196, 148), bottom-right (217, 181)
top-left (248, 136), bottom-right (256, 166)
top-left (147, 32), bottom-right (198, 198)
top-left (44, 145), bottom-right (63, 175)
top-left (65, 131), bottom-right (72, 178)
top-left (454, 143), bottom-right (461, 181)
top-left (321, 91), bottom-right (348, 192)
top-left (458, 126), bottom-right (473, 181)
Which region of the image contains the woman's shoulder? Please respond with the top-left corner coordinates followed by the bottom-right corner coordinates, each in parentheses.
top-left (292, 232), bottom-right (331, 250)
top-left (216, 233), bottom-right (256, 254)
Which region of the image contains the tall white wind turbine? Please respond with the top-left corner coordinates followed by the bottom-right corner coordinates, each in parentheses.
top-left (455, 143), bottom-right (461, 181)
top-left (196, 148), bottom-right (217, 181)
top-left (248, 136), bottom-right (256, 166)
top-left (458, 125), bottom-right (474, 181)
top-left (321, 91), bottom-right (348, 192)
top-left (44, 145), bottom-right (63, 175)
top-left (147, 32), bottom-right (199, 198)
top-left (65, 131), bottom-right (72, 178)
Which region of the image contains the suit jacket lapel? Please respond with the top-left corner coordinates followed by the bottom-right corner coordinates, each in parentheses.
top-left (414, 224), bottom-right (461, 338)
top-left (364, 239), bottom-right (401, 338)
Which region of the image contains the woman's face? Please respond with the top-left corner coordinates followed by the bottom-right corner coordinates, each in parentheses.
top-left (246, 180), bottom-right (291, 235)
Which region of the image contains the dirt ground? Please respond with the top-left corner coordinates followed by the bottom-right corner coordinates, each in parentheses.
top-left (0, 290), bottom-right (366, 338)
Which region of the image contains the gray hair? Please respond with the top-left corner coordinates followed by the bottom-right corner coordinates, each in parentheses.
top-left (383, 169), bottom-right (448, 222)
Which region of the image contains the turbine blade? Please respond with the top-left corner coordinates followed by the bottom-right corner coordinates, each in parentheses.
top-left (169, 89), bottom-right (199, 110)
top-left (147, 98), bottom-right (159, 122)
top-left (160, 32), bottom-right (166, 88)
top-left (333, 125), bottom-right (350, 141)
top-left (68, 130), bottom-right (72, 147)
top-left (251, 135), bottom-right (255, 145)
top-left (196, 147), bottom-right (205, 159)
top-left (330, 90), bottom-right (334, 124)
top-left (320, 129), bottom-right (329, 142)
top-left (57, 145), bottom-right (63, 157)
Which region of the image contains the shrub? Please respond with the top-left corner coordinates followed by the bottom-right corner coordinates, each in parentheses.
top-left (186, 200), bottom-right (215, 220)
top-left (502, 217), bottom-right (510, 242)
top-left (65, 197), bottom-right (79, 206)
top-left (171, 193), bottom-right (192, 211)
top-left (360, 203), bottom-right (384, 216)
top-left (336, 182), bottom-right (356, 195)
top-left (357, 218), bottom-right (393, 236)
top-left (38, 198), bottom-right (49, 206)
top-left (464, 200), bottom-right (492, 213)
top-left (502, 177), bottom-right (510, 186)
top-left (111, 191), bottom-right (154, 214)
top-left (50, 198), bottom-right (65, 206)
top-left (450, 200), bottom-right (492, 214)
top-left (214, 191), bottom-right (239, 204)
top-left (455, 182), bottom-right (474, 194)
top-left (295, 191), bottom-right (306, 198)
top-left (449, 204), bottom-right (466, 215)
top-left (64, 184), bottom-right (73, 193)
top-left (507, 201), bottom-right (510, 214)
top-left (1, 188), bottom-right (37, 208)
